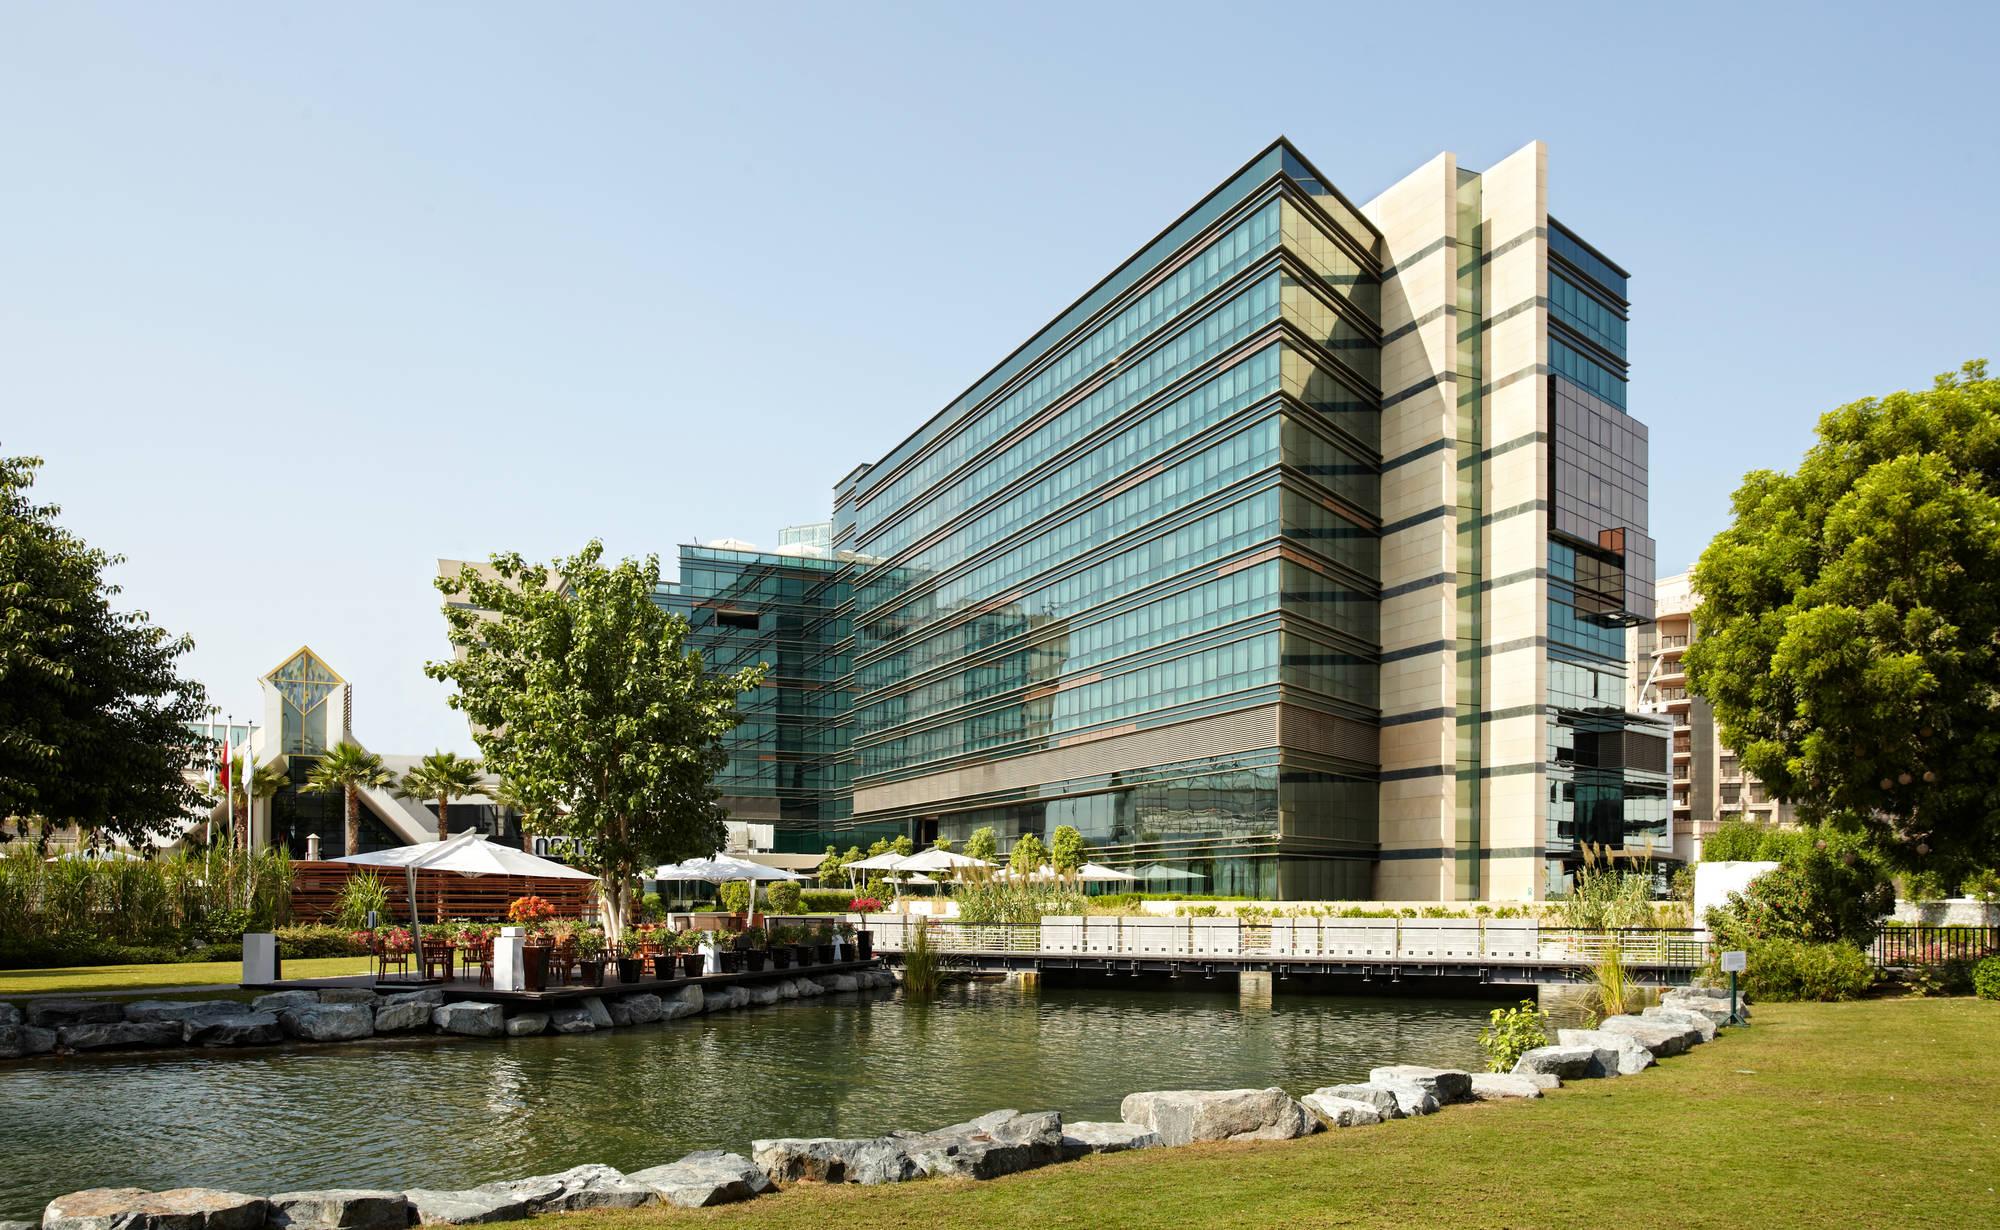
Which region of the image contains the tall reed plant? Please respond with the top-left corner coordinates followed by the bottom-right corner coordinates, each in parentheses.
top-left (900, 920), bottom-right (942, 999)
top-left (0, 838), bottom-right (292, 957)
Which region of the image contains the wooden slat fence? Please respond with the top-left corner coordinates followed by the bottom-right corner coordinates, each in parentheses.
top-left (288, 861), bottom-right (598, 923)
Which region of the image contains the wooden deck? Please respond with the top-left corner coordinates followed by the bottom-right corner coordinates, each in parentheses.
top-left (243, 958), bottom-right (884, 1005)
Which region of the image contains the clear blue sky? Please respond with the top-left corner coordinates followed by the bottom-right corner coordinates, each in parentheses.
top-left (4, 3), bottom-right (1994, 753)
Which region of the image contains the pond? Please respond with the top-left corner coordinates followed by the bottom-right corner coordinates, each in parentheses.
top-left (0, 980), bottom-right (1553, 1218)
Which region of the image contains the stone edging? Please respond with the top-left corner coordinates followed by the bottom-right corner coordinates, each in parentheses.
top-left (10, 986), bottom-right (1743, 1229)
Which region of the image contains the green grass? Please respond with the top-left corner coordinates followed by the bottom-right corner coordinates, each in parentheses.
top-left (555, 997), bottom-right (1998, 1230)
top-left (0, 956), bottom-right (372, 998)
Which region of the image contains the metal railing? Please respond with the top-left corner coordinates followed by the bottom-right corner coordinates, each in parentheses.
top-left (1873, 925), bottom-right (2000, 968)
top-left (866, 916), bottom-right (1708, 968)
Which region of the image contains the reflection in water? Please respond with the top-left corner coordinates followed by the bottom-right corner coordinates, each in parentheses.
top-left (0, 982), bottom-right (1525, 1218)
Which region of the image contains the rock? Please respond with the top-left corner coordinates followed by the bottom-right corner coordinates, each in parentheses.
top-left (372, 1001), bottom-right (435, 1033)
top-left (547, 1005), bottom-right (596, 1035)
top-left (57, 1021), bottom-right (183, 1051)
top-left (185, 1013), bottom-right (283, 1048)
top-left (1312, 1083), bottom-right (1404, 1120)
top-left (1300, 1092), bottom-right (1385, 1128)
top-left (1597, 1015), bottom-right (1701, 1057)
top-left (664, 986), bottom-right (703, 1018)
top-left (580, 998), bottom-right (614, 1029)
top-left (315, 988), bottom-right (379, 1007)
top-left (1059, 1121), bottom-right (1162, 1159)
top-left (1519, 1072), bottom-right (1561, 1090)
top-left (610, 994), bottom-right (664, 1027)
top-left (627, 1151), bottom-right (771, 1209)
top-left (44, 1187), bottom-right (266, 1230)
top-left (795, 978), bottom-right (824, 997)
top-left (1642, 1005), bottom-right (1719, 1042)
top-left (1118, 1088), bottom-right (1318, 1146)
top-left (27, 998), bottom-right (125, 1028)
top-left (1468, 1074), bottom-right (1544, 1100)
top-left (844, 1139), bottom-right (922, 1186)
top-left (280, 1004), bottom-right (374, 1043)
top-left (750, 1138), bottom-right (874, 1183)
top-left (747, 985), bottom-right (781, 1007)
top-left (251, 991), bottom-right (319, 1014)
top-left (3, 1218), bottom-right (38, 1230)
top-left (1557, 1029), bottom-right (1655, 1075)
top-left (0, 1023), bottom-right (58, 1058)
top-left (772, 980), bottom-right (799, 1001)
top-left (401, 1189), bottom-right (531, 1226)
top-left (124, 1000), bottom-right (247, 1024)
top-left (1368, 1065), bottom-right (1473, 1105)
top-left (0, 1002), bottom-right (18, 1027)
top-left (904, 1109), bottom-right (1066, 1180)
top-left (264, 1190), bottom-right (409, 1230)
top-left (486, 1165), bottom-right (654, 1214)
top-left (381, 989), bottom-right (445, 1008)
top-left (819, 974), bottom-right (859, 993)
top-left (1511, 1045), bottom-right (1605, 1080)
top-left (504, 1014), bottom-right (548, 1037)
top-left (431, 1003), bottom-right (504, 1038)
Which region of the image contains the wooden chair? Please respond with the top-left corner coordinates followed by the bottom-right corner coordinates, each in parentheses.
top-left (551, 938), bottom-right (579, 986)
top-left (420, 942), bottom-right (455, 983)
top-left (459, 934), bottom-right (489, 986)
top-left (375, 934), bottom-right (410, 981)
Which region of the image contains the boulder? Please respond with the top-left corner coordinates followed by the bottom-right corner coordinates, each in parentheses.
top-left (746, 985), bottom-right (781, 1007)
top-left (664, 986), bottom-right (703, 1018)
top-left (4, 1218), bottom-right (39, 1230)
top-left (1657, 990), bottom-right (1732, 1024)
top-left (1597, 1015), bottom-right (1701, 1057)
top-left (903, 1109), bottom-right (1065, 1180)
top-left (1300, 1092), bottom-right (1385, 1128)
top-left (280, 1005), bottom-right (374, 1043)
top-left (264, 1190), bottom-right (409, 1230)
top-left (251, 991), bottom-right (319, 1014)
top-left (627, 1151), bottom-right (771, 1209)
top-left (27, 998), bottom-right (125, 1028)
top-left (795, 978), bottom-right (824, 997)
top-left (1311, 1083), bottom-right (1403, 1120)
top-left (504, 1014), bottom-right (548, 1038)
top-left (1519, 1072), bottom-right (1561, 1091)
top-left (1642, 1005), bottom-right (1719, 1042)
top-left (844, 1139), bottom-right (922, 1186)
top-left (1059, 1121), bottom-right (1163, 1160)
top-left (401, 1189), bottom-right (531, 1226)
top-left (57, 1021), bottom-right (183, 1052)
top-left (381, 989), bottom-right (445, 1008)
top-left (1468, 1074), bottom-right (1544, 1100)
top-left (0, 1023), bottom-right (58, 1058)
top-left (0, 1002), bottom-right (18, 1027)
top-left (819, 974), bottom-right (859, 993)
top-left (1118, 1088), bottom-right (1317, 1146)
top-left (431, 1003), bottom-right (504, 1038)
top-left (610, 994), bottom-right (664, 1027)
top-left (1511, 1045), bottom-right (1606, 1080)
top-left (580, 998), bottom-right (614, 1030)
top-left (373, 1001), bottom-right (436, 1034)
top-left (185, 1013), bottom-right (283, 1048)
top-left (44, 1188), bottom-right (266, 1230)
top-left (771, 980), bottom-right (799, 1001)
top-left (1557, 1029), bottom-right (1654, 1075)
top-left (750, 1138), bottom-right (875, 1183)
top-left (124, 1000), bottom-right (247, 1024)
top-left (485, 1165), bottom-right (654, 1214)
top-left (1368, 1065), bottom-right (1473, 1105)
top-left (546, 1006), bottom-right (596, 1035)
top-left (315, 988), bottom-right (379, 1007)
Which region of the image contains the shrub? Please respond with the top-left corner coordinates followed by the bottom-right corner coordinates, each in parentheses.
top-left (797, 888), bottom-right (857, 913)
top-left (1974, 956), bottom-right (2000, 1001)
top-left (1961, 868), bottom-right (2000, 906)
top-left (334, 873), bottom-right (394, 929)
top-left (1712, 829), bottom-right (1893, 948)
top-left (1478, 999), bottom-right (1549, 1072)
top-left (1907, 956), bottom-right (1978, 997)
top-left (275, 923), bottom-right (371, 958)
top-left (1703, 818), bottom-right (1812, 863)
top-left (1743, 938), bottom-right (1876, 1002)
top-left (765, 881), bottom-right (802, 913)
top-left (953, 879), bottom-right (1084, 924)
top-left (718, 881), bottom-right (751, 913)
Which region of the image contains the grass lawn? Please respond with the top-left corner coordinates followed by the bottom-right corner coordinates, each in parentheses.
top-left (0, 956), bottom-right (372, 998)
top-left (557, 996), bottom-right (1998, 1230)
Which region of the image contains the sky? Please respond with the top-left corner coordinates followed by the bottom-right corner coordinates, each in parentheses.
top-left (3, 3), bottom-right (1995, 754)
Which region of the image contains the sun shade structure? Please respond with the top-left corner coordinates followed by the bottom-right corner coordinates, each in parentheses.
top-left (333, 832), bottom-right (595, 977)
top-left (842, 851), bottom-right (909, 872)
top-left (654, 854), bottom-right (807, 883)
top-left (997, 861), bottom-right (1139, 883)
top-left (896, 847), bottom-right (996, 875)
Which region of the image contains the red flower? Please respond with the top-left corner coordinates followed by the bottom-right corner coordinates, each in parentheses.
top-left (849, 897), bottom-right (884, 915)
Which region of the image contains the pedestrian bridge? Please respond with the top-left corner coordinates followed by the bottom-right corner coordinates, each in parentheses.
top-left (867, 915), bottom-right (1709, 986)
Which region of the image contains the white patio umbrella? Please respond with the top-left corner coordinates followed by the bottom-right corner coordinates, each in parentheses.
top-left (897, 847), bottom-right (995, 876)
top-left (1076, 862), bottom-right (1139, 883)
top-left (333, 831), bottom-right (595, 979)
top-left (1137, 863), bottom-right (1208, 885)
top-left (654, 854), bottom-right (804, 919)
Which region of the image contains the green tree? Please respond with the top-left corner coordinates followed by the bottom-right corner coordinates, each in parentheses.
top-left (0, 452), bottom-right (213, 847)
top-left (302, 742), bottom-right (395, 857)
top-left (426, 543), bottom-right (765, 941)
top-left (934, 837), bottom-right (954, 853)
top-left (816, 844), bottom-right (846, 881)
top-left (866, 837), bottom-right (891, 858)
top-left (964, 826), bottom-right (998, 864)
top-left (1050, 824), bottom-right (1086, 878)
top-left (394, 750), bottom-right (489, 841)
top-left (1684, 361), bottom-right (2000, 873)
top-left (1011, 832), bottom-right (1048, 875)
top-left (891, 834), bottom-right (914, 857)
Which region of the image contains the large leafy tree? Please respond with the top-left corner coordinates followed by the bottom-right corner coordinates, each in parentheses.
top-left (426, 542), bottom-right (765, 940)
top-left (1, 452), bottom-right (212, 847)
top-left (1684, 361), bottom-right (2000, 874)
top-left (302, 741), bottom-right (394, 856)
top-left (395, 750), bottom-right (489, 841)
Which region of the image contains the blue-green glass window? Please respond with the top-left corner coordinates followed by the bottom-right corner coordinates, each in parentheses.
top-left (1549, 337), bottom-right (1626, 409)
top-left (1550, 274), bottom-right (1627, 358)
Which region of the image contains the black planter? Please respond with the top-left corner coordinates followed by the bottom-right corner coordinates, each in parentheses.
top-left (770, 948), bottom-right (792, 970)
top-left (649, 954), bottom-right (677, 981)
top-left (742, 950), bottom-right (767, 972)
top-left (617, 957), bottom-right (643, 983)
top-left (524, 945), bottom-right (551, 992)
top-left (815, 943), bottom-right (836, 965)
top-left (579, 958), bottom-right (605, 987)
top-left (856, 931), bottom-right (873, 961)
top-left (718, 951), bottom-right (742, 974)
top-left (681, 953), bottom-right (704, 978)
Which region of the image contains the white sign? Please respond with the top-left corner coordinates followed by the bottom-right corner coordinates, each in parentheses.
top-left (1720, 949), bottom-right (1748, 973)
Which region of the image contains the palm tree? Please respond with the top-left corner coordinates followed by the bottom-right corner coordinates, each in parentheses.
top-left (231, 757), bottom-right (290, 848)
top-left (302, 742), bottom-right (394, 857)
top-left (395, 751), bottom-right (489, 841)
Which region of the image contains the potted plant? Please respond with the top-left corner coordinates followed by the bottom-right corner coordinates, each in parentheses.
top-left (678, 930), bottom-right (705, 978)
top-left (814, 923), bottom-right (837, 966)
top-left (576, 928), bottom-right (607, 986)
top-left (768, 925), bottom-right (793, 969)
top-left (740, 928), bottom-right (768, 972)
top-left (614, 932), bottom-right (644, 983)
top-left (833, 919), bottom-right (856, 961)
top-left (850, 897), bottom-right (882, 960)
top-left (715, 929), bottom-right (743, 973)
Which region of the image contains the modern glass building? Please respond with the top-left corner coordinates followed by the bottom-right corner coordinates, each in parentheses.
top-left (635, 138), bottom-right (1664, 900)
